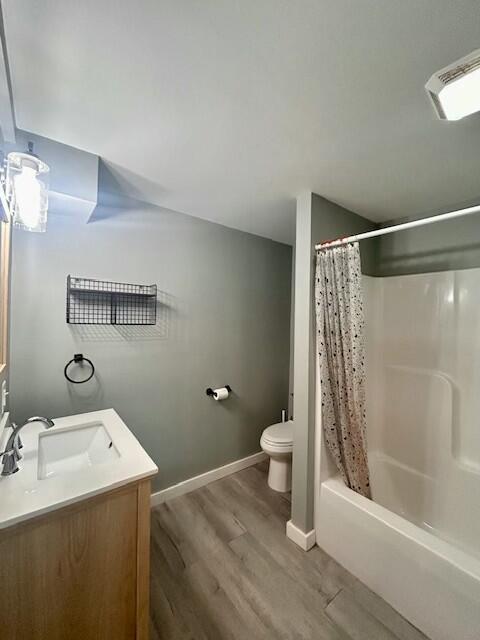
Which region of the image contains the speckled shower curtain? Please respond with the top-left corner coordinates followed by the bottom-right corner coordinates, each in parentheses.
top-left (315, 242), bottom-right (371, 498)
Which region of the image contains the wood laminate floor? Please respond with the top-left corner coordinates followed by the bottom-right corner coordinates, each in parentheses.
top-left (150, 461), bottom-right (428, 640)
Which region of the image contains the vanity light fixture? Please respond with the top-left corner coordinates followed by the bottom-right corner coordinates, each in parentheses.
top-left (426, 49), bottom-right (480, 120)
top-left (6, 142), bottom-right (50, 232)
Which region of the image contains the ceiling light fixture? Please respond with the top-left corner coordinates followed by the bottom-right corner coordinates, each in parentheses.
top-left (6, 142), bottom-right (50, 232)
top-left (426, 49), bottom-right (480, 121)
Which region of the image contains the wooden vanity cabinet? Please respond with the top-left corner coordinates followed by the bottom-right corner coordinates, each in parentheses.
top-left (0, 478), bottom-right (151, 640)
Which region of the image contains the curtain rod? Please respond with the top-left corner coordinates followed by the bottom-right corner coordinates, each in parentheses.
top-left (315, 203), bottom-right (480, 251)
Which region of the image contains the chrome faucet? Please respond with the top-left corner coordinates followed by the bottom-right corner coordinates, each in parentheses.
top-left (1, 416), bottom-right (55, 476)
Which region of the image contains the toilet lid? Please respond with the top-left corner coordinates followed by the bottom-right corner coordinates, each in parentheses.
top-left (262, 421), bottom-right (293, 445)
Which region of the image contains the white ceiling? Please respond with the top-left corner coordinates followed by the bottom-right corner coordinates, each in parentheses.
top-left (3, 0), bottom-right (480, 244)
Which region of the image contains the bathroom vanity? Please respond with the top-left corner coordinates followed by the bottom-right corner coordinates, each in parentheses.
top-left (0, 409), bottom-right (157, 640)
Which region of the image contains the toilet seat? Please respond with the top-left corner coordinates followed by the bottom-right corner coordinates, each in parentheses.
top-left (260, 421), bottom-right (293, 454)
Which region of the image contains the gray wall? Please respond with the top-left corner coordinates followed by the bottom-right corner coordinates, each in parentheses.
top-left (291, 193), bottom-right (315, 532)
top-left (10, 201), bottom-right (292, 492)
top-left (375, 211), bottom-right (480, 276)
top-left (311, 196), bottom-right (378, 275)
top-left (291, 192), bottom-right (376, 533)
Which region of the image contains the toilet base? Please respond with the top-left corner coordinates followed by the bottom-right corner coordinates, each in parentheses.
top-left (267, 453), bottom-right (292, 492)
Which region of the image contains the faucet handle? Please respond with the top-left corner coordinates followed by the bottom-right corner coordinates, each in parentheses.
top-left (12, 438), bottom-right (22, 462)
top-left (1, 450), bottom-right (19, 475)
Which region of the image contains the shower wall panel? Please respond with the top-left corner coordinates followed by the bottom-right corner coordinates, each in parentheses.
top-left (364, 269), bottom-right (480, 556)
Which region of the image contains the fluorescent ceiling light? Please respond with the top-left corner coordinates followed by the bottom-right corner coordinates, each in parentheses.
top-left (426, 49), bottom-right (480, 121)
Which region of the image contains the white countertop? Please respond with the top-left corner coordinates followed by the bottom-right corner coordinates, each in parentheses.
top-left (0, 408), bottom-right (158, 530)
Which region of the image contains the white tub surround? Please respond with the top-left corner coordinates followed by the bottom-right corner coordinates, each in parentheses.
top-left (0, 408), bottom-right (157, 529)
top-left (317, 477), bottom-right (480, 640)
top-left (314, 269), bottom-right (480, 640)
top-left (365, 269), bottom-right (480, 558)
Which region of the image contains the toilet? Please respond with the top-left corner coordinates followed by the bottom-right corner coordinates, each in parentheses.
top-left (260, 420), bottom-right (293, 492)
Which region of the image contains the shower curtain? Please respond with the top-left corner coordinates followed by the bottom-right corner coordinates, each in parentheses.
top-left (315, 242), bottom-right (371, 498)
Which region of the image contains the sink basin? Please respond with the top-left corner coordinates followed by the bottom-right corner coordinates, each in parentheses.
top-left (0, 408), bottom-right (157, 531)
top-left (37, 421), bottom-right (120, 479)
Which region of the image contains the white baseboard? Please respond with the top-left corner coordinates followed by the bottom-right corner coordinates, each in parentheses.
top-left (286, 520), bottom-right (316, 551)
top-left (150, 451), bottom-right (267, 507)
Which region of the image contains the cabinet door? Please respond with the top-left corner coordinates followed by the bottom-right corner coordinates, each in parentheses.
top-left (0, 486), bottom-right (138, 640)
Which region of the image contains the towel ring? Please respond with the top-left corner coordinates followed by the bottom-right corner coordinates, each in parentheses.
top-left (64, 353), bottom-right (95, 384)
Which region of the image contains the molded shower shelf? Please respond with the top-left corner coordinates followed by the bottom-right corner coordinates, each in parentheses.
top-left (66, 275), bottom-right (157, 325)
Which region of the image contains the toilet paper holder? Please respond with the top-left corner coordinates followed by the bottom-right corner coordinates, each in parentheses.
top-left (206, 385), bottom-right (232, 398)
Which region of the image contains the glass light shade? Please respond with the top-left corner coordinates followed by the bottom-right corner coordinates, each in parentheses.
top-left (6, 151), bottom-right (49, 232)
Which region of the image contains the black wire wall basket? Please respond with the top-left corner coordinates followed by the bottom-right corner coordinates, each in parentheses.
top-left (66, 275), bottom-right (157, 325)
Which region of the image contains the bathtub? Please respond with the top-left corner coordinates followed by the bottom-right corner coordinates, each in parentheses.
top-left (314, 271), bottom-right (480, 637)
top-left (316, 467), bottom-right (480, 640)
